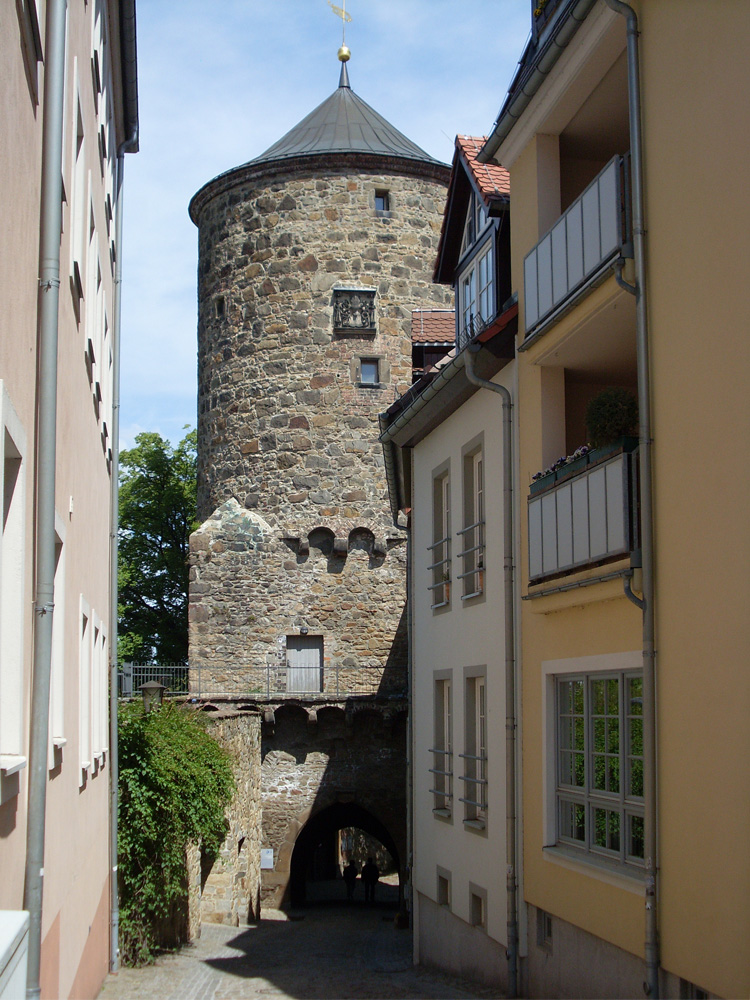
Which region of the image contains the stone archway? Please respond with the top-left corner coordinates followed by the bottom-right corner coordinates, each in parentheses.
top-left (288, 801), bottom-right (401, 908)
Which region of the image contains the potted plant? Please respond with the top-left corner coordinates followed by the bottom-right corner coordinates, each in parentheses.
top-left (585, 387), bottom-right (639, 453)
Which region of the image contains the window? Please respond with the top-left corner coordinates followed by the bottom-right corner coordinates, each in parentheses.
top-left (460, 192), bottom-right (489, 258)
top-left (536, 908), bottom-right (553, 952)
top-left (374, 189), bottom-right (390, 213)
top-left (556, 671), bottom-right (644, 868)
top-left (469, 884), bottom-right (487, 929)
top-left (16, 0), bottom-right (43, 104)
top-left (428, 467), bottom-right (450, 608)
top-left (461, 674), bottom-right (487, 826)
top-left (359, 358), bottom-right (379, 385)
top-left (437, 868), bottom-right (451, 908)
top-left (79, 599), bottom-right (92, 782)
top-left (459, 242), bottom-right (494, 344)
top-left (459, 445), bottom-right (484, 599)
top-left (49, 524), bottom-right (66, 770)
top-left (70, 94), bottom-right (88, 318)
top-left (0, 385), bottom-right (27, 785)
top-left (430, 676), bottom-right (452, 815)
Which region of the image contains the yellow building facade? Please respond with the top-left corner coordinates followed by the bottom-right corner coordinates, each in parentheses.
top-left (479, 2), bottom-right (749, 997)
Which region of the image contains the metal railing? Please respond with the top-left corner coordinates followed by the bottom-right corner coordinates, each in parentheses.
top-left (118, 663), bottom-right (405, 701)
top-left (523, 153), bottom-right (632, 333)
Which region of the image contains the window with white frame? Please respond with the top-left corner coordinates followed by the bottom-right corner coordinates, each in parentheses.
top-left (459, 242), bottom-right (494, 342)
top-left (70, 91), bottom-right (87, 317)
top-left (556, 671), bottom-right (644, 867)
top-left (16, 0), bottom-right (43, 104)
top-left (459, 444), bottom-right (484, 599)
top-left (460, 191), bottom-right (489, 258)
top-left (430, 676), bottom-right (453, 815)
top-left (428, 466), bottom-right (450, 608)
top-left (461, 674), bottom-right (487, 825)
top-left (79, 599), bottom-right (92, 781)
top-left (48, 525), bottom-right (66, 770)
top-left (359, 358), bottom-right (379, 385)
top-left (0, 384), bottom-right (27, 781)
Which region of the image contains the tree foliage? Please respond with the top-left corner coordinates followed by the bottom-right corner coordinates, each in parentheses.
top-left (118, 429), bottom-right (198, 664)
top-left (118, 701), bottom-right (234, 965)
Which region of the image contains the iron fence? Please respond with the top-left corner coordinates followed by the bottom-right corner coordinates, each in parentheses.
top-left (118, 663), bottom-right (405, 701)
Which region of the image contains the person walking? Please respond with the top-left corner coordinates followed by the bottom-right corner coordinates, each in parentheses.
top-left (361, 857), bottom-right (379, 905)
top-left (343, 860), bottom-right (358, 902)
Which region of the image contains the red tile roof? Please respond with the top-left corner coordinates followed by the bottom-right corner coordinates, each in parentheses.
top-left (411, 310), bottom-right (455, 344)
top-left (456, 135), bottom-right (510, 204)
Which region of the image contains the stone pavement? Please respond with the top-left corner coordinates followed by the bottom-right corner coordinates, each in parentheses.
top-left (98, 906), bottom-right (502, 1000)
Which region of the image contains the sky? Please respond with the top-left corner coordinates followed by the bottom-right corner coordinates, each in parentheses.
top-left (119, 0), bottom-right (531, 449)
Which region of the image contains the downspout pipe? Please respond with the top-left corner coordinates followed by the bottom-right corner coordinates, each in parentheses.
top-left (23, 2), bottom-right (68, 997)
top-left (109, 138), bottom-right (135, 977)
top-left (602, 3), bottom-right (659, 996)
top-left (464, 346), bottom-right (518, 998)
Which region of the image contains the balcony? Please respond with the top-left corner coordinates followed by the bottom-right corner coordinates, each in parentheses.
top-left (528, 445), bottom-right (639, 584)
top-left (523, 154), bottom-right (631, 335)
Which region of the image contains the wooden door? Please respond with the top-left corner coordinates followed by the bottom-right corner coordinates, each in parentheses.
top-left (286, 636), bottom-right (323, 693)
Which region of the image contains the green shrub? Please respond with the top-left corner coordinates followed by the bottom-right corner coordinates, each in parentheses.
top-left (585, 387), bottom-right (639, 449)
top-left (118, 701), bottom-right (234, 965)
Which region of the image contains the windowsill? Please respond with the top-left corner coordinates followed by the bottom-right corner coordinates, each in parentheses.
top-left (430, 599), bottom-right (450, 612)
top-left (432, 808), bottom-right (452, 822)
top-left (542, 845), bottom-right (644, 893)
top-left (357, 382), bottom-right (383, 389)
top-left (52, 737), bottom-right (67, 748)
top-left (461, 590), bottom-right (484, 602)
top-left (0, 755), bottom-right (27, 776)
top-left (463, 818), bottom-right (487, 835)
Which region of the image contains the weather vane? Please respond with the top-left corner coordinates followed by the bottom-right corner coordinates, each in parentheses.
top-left (328, 0), bottom-right (352, 62)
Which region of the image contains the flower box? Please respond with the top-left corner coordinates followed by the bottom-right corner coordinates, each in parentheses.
top-left (529, 437), bottom-right (638, 497)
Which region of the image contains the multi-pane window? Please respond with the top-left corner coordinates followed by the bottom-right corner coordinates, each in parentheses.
top-left (428, 470), bottom-right (450, 608)
top-left (430, 678), bottom-right (453, 814)
top-left (461, 676), bottom-right (487, 824)
top-left (459, 448), bottom-right (484, 598)
top-left (460, 192), bottom-right (489, 257)
top-left (458, 242), bottom-right (494, 343)
top-left (556, 672), bottom-right (644, 867)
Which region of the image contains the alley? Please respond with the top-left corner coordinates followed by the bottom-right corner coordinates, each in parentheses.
top-left (97, 905), bottom-right (501, 1000)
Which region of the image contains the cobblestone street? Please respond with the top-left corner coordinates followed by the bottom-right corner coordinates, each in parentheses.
top-left (97, 906), bottom-right (502, 1000)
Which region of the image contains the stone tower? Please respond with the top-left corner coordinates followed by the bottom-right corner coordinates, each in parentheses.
top-left (188, 54), bottom-right (451, 908)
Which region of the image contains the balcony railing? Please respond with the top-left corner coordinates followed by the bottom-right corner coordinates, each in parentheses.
top-left (118, 663), bottom-right (404, 701)
top-left (528, 447), bottom-right (639, 583)
top-left (523, 154), bottom-right (631, 334)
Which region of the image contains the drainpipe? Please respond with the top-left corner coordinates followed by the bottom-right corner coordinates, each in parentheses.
top-left (405, 488), bottom-right (414, 929)
top-left (108, 144), bottom-right (131, 976)
top-left (464, 347), bottom-right (518, 998)
top-left (602, 3), bottom-right (658, 996)
top-left (23, 2), bottom-right (68, 997)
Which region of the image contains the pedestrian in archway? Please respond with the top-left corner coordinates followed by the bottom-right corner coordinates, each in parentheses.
top-left (343, 860), bottom-right (358, 902)
top-left (361, 857), bottom-right (379, 904)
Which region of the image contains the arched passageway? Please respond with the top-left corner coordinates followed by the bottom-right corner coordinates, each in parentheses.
top-left (288, 801), bottom-right (400, 908)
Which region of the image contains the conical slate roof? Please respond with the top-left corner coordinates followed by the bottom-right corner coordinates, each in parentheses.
top-left (250, 61), bottom-right (442, 167)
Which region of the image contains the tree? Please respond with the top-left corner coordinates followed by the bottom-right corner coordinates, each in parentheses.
top-left (118, 701), bottom-right (234, 964)
top-left (118, 428), bottom-right (198, 664)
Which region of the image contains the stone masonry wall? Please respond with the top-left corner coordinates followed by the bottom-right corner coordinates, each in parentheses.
top-left (200, 712), bottom-right (263, 927)
top-left (189, 498), bottom-right (406, 698)
top-left (260, 704), bottom-right (407, 907)
top-left (193, 165), bottom-right (451, 528)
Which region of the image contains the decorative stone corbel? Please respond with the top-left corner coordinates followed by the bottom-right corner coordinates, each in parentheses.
top-left (306, 708), bottom-right (318, 727)
top-left (373, 537), bottom-right (387, 557)
top-left (332, 537), bottom-right (348, 557)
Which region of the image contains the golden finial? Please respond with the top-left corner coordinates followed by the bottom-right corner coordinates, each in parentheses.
top-left (328, 1), bottom-right (352, 61)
